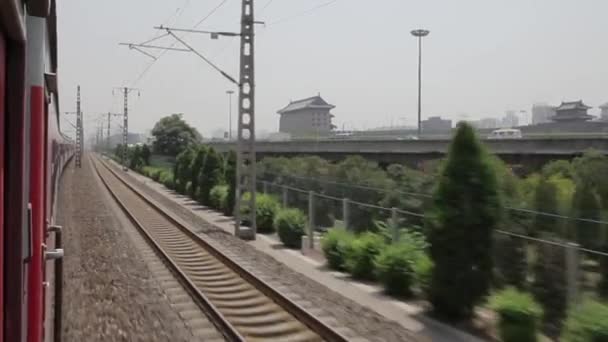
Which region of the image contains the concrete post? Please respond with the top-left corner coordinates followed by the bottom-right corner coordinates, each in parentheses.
top-left (308, 191), bottom-right (315, 249)
top-left (565, 242), bottom-right (580, 306)
top-left (342, 198), bottom-right (349, 231)
top-left (263, 181), bottom-right (268, 194)
top-left (282, 186), bottom-right (288, 207)
top-left (391, 207), bottom-right (399, 243)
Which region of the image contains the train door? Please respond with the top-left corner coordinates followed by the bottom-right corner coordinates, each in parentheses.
top-left (0, 26), bottom-right (6, 342)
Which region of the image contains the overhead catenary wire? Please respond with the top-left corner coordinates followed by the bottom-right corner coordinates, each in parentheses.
top-left (267, 0), bottom-right (339, 26)
top-left (129, 0), bottom-right (230, 86)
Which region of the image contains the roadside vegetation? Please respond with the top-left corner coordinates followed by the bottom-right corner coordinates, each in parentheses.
top-left (110, 115), bottom-right (608, 341)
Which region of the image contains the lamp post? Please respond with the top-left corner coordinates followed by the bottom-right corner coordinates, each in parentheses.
top-left (226, 90), bottom-right (235, 140)
top-left (411, 29), bottom-right (430, 137)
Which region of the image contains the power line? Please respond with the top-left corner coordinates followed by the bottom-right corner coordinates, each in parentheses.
top-left (267, 0), bottom-right (339, 26)
top-left (129, 0), bottom-right (230, 86)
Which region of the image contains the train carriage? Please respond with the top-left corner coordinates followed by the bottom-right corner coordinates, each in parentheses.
top-left (1, 1), bottom-right (74, 341)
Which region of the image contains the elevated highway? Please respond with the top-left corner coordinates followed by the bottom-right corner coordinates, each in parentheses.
top-left (209, 137), bottom-right (608, 168)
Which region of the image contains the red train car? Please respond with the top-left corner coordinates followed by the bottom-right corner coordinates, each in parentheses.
top-left (1, 1), bottom-right (74, 341)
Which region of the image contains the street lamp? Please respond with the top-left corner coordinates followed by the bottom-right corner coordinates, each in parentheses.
top-left (226, 90), bottom-right (235, 140)
top-left (411, 28), bottom-right (430, 137)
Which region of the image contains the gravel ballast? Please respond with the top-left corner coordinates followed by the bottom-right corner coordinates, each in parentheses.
top-left (105, 157), bottom-right (423, 342)
top-left (56, 156), bottom-right (205, 342)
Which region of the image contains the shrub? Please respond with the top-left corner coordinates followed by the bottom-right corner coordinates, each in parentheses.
top-left (274, 208), bottom-right (306, 248)
top-left (184, 181), bottom-right (193, 197)
top-left (150, 169), bottom-right (162, 182)
top-left (321, 228), bottom-right (355, 270)
top-left (426, 122), bottom-right (501, 320)
top-left (561, 300), bottom-right (608, 342)
top-left (223, 151), bottom-right (237, 216)
top-left (159, 171), bottom-right (174, 190)
top-left (413, 253), bottom-right (433, 294)
top-left (209, 185), bottom-right (228, 211)
top-left (374, 242), bottom-right (417, 296)
top-left (256, 194), bottom-right (280, 233)
top-left (345, 232), bottom-right (386, 280)
top-left (489, 287), bottom-right (543, 342)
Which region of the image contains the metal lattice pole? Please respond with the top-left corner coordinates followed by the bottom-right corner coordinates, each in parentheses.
top-left (234, 0), bottom-right (256, 240)
top-left (75, 85), bottom-right (82, 168)
top-left (122, 87), bottom-right (128, 170)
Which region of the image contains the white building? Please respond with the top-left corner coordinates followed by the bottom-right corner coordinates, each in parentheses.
top-left (277, 95), bottom-right (336, 136)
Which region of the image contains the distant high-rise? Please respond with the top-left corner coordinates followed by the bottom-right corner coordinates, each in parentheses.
top-left (600, 102), bottom-right (608, 121)
top-left (531, 103), bottom-right (555, 125)
top-left (501, 110), bottom-right (519, 128)
top-left (421, 116), bottom-right (452, 133)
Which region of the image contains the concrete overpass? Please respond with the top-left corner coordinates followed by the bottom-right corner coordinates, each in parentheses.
top-left (209, 137), bottom-right (608, 169)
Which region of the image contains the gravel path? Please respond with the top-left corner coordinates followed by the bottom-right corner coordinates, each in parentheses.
top-left (106, 158), bottom-right (423, 342)
top-left (56, 156), bottom-right (206, 342)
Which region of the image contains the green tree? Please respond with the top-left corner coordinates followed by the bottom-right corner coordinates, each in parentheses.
top-left (151, 114), bottom-right (201, 156)
top-left (532, 177), bottom-right (559, 236)
top-left (572, 150), bottom-right (608, 208)
top-left (493, 233), bottom-right (527, 289)
top-left (223, 150), bottom-right (237, 216)
top-left (570, 181), bottom-right (601, 249)
top-left (189, 146), bottom-right (208, 196)
top-left (600, 244), bottom-right (608, 299)
top-left (426, 122), bottom-right (501, 320)
top-left (140, 144), bottom-right (151, 165)
top-left (532, 235), bottom-right (567, 337)
top-left (332, 156), bottom-right (394, 232)
top-left (197, 147), bottom-right (221, 205)
top-left (173, 148), bottom-right (195, 194)
top-left (542, 159), bottom-right (574, 179)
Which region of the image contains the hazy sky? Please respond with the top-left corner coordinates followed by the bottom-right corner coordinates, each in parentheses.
top-left (56, 0), bottom-right (608, 139)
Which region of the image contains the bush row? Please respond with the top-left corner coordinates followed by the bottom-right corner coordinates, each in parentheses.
top-left (321, 228), bottom-right (432, 297)
top-left (490, 287), bottom-right (608, 342)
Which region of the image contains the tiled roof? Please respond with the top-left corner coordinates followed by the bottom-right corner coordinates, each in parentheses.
top-left (277, 96), bottom-right (335, 114)
top-left (556, 100), bottom-right (591, 111)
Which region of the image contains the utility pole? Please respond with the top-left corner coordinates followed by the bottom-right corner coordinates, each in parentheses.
top-left (411, 29), bottom-right (430, 137)
top-left (105, 112), bottom-right (122, 151)
top-left (113, 87), bottom-right (139, 171)
top-left (141, 2), bottom-right (261, 239)
top-left (75, 85), bottom-right (82, 168)
top-left (234, 0), bottom-right (257, 240)
top-left (226, 90), bottom-right (235, 140)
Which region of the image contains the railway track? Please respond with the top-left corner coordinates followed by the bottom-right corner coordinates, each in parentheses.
top-left (91, 155), bottom-right (350, 342)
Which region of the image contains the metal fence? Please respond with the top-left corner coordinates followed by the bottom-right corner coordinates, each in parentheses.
top-left (256, 178), bottom-right (608, 305)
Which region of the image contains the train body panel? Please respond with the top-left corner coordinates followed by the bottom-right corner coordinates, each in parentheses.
top-left (1, 1), bottom-right (74, 341)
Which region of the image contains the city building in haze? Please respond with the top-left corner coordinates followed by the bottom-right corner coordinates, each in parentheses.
top-left (600, 102), bottom-right (608, 121)
top-left (501, 110), bottom-right (519, 128)
top-left (277, 95), bottom-right (336, 136)
top-left (476, 117), bottom-right (499, 129)
top-left (551, 100), bottom-right (593, 122)
top-left (421, 116), bottom-right (452, 133)
top-left (532, 103), bottom-right (555, 125)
